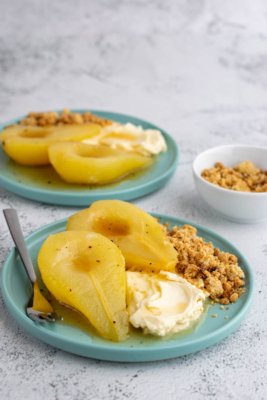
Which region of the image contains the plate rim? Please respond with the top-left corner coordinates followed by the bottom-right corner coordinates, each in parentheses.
top-left (0, 213), bottom-right (254, 361)
top-left (0, 110), bottom-right (179, 205)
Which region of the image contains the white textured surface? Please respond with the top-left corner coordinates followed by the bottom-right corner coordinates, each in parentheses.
top-left (0, 1), bottom-right (267, 399)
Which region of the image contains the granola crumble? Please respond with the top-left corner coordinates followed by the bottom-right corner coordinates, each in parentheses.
top-left (201, 161), bottom-right (267, 192)
top-left (17, 109), bottom-right (111, 128)
top-left (167, 224), bottom-right (245, 304)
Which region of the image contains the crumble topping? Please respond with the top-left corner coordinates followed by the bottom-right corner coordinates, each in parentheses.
top-left (17, 109), bottom-right (111, 127)
top-left (167, 224), bottom-right (245, 304)
top-left (201, 161), bottom-right (267, 192)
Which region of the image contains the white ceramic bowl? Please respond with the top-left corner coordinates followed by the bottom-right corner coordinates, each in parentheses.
top-left (193, 145), bottom-right (267, 223)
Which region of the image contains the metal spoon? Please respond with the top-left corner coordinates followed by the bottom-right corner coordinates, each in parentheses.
top-left (3, 208), bottom-right (57, 323)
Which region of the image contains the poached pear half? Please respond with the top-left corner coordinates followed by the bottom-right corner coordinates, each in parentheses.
top-left (38, 230), bottom-right (129, 342)
top-left (67, 200), bottom-right (177, 273)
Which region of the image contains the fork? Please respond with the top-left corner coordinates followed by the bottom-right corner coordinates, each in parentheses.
top-left (3, 208), bottom-right (57, 323)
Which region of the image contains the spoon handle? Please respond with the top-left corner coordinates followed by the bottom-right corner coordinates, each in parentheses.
top-left (3, 209), bottom-right (37, 283)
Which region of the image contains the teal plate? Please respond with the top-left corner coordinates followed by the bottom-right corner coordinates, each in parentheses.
top-left (0, 111), bottom-right (178, 206)
top-left (1, 214), bottom-right (253, 362)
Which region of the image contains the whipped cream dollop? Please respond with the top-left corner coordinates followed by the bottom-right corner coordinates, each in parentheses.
top-left (83, 122), bottom-right (167, 155)
top-left (126, 271), bottom-right (207, 336)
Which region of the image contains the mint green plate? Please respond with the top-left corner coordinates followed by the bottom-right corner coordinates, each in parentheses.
top-left (1, 214), bottom-right (253, 362)
top-left (0, 111), bottom-right (178, 206)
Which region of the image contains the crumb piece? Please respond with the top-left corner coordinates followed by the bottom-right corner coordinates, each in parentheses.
top-left (201, 161), bottom-right (267, 192)
top-left (220, 298), bottom-right (230, 305)
top-left (168, 225), bottom-right (245, 304)
top-left (230, 292), bottom-right (239, 302)
top-left (211, 314), bottom-right (218, 318)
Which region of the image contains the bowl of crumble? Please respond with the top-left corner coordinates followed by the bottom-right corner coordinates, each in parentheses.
top-left (193, 144), bottom-right (267, 223)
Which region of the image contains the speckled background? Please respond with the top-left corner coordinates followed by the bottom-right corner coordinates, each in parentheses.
top-left (0, 1), bottom-right (267, 399)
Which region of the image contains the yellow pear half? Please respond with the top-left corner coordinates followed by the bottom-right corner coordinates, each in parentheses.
top-left (38, 230), bottom-right (129, 342)
top-left (0, 124), bottom-right (101, 166)
top-left (67, 200), bottom-right (178, 273)
top-left (48, 142), bottom-right (153, 184)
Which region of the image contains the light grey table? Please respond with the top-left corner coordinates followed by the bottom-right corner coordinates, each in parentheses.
top-left (0, 1), bottom-right (266, 399)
